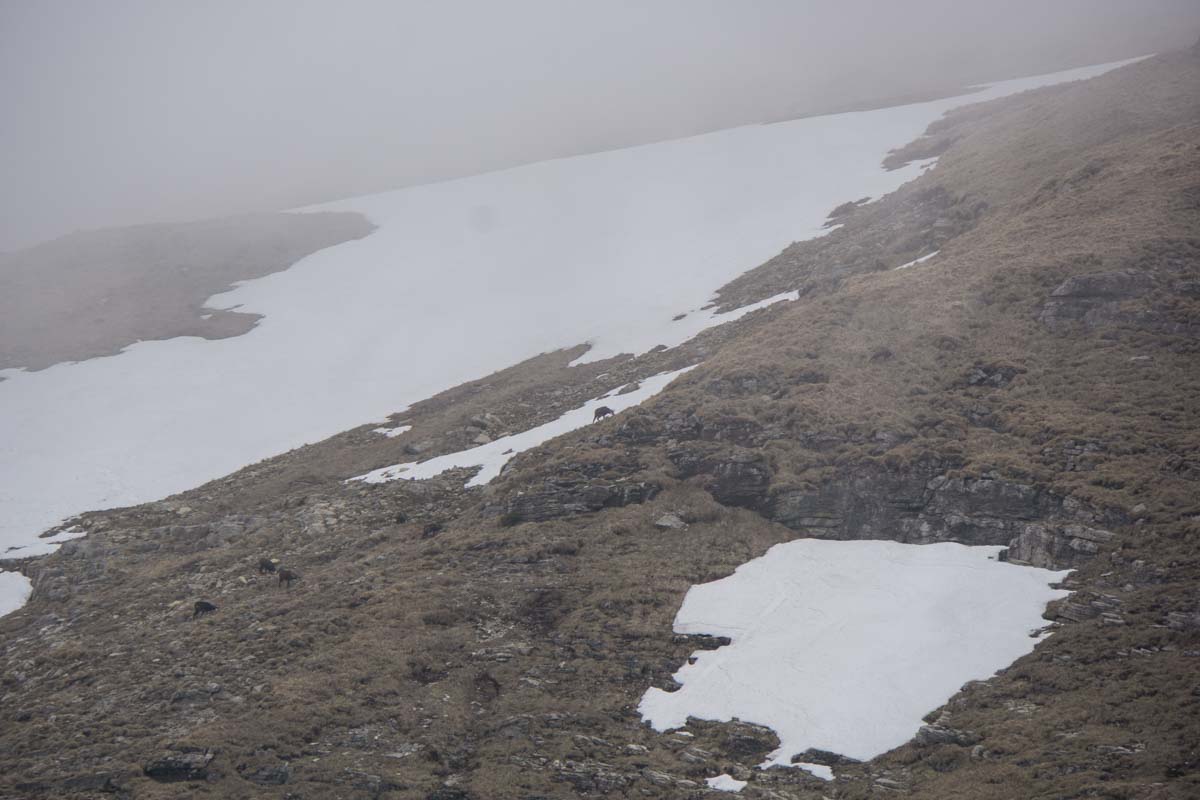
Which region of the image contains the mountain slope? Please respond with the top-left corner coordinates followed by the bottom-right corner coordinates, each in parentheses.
top-left (1, 46), bottom-right (1198, 799)
top-left (0, 212), bottom-right (373, 372)
top-left (0, 60), bottom-right (1131, 559)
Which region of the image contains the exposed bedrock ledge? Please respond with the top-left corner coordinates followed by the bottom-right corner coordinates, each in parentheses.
top-left (493, 479), bottom-right (661, 524)
top-left (769, 465), bottom-right (1120, 569)
top-left (675, 452), bottom-right (1120, 570)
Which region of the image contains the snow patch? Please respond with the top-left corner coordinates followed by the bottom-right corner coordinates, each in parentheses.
top-left (372, 424), bottom-right (412, 438)
top-left (355, 365), bottom-right (696, 487)
top-left (639, 539), bottom-right (1070, 778)
top-left (1, 526), bottom-right (87, 561)
top-left (706, 773), bottom-right (748, 792)
top-left (894, 250), bottom-right (940, 271)
top-left (792, 762), bottom-right (834, 781)
top-left (0, 570), bottom-right (32, 617)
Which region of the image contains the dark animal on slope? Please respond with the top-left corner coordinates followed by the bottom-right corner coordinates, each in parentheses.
top-left (592, 406), bottom-right (615, 422)
top-left (258, 557), bottom-right (277, 574)
top-left (192, 600), bottom-right (217, 619)
top-left (278, 568), bottom-right (299, 588)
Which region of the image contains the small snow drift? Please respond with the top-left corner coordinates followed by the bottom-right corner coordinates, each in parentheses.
top-left (894, 250), bottom-right (940, 270)
top-left (354, 365), bottom-right (697, 488)
top-left (372, 424), bottom-right (412, 438)
top-left (1, 527), bottom-right (86, 562)
top-left (639, 539), bottom-right (1070, 777)
top-left (0, 571), bottom-right (32, 618)
top-left (571, 290), bottom-right (799, 366)
top-left (706, 773), bottom-right (748, 792)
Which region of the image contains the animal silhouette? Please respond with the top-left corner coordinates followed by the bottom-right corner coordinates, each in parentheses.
top-left (258, 557), bottom-right (276, 574)
top-left (278, 568), bottom-right (299, 588)
top-left (192, 600), bottom-right (217, 619)
top-left (592, 406), bottom-right (615, 422)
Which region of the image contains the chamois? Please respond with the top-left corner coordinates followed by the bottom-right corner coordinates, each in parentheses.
top-left (257, 557), bottom-right (277, 574)
top-left (192, 600), bottom-right (217, 619)
top-left (278, 568), bottom-right (299, 588)
top-left (592, 406), bottom-right (614, 422)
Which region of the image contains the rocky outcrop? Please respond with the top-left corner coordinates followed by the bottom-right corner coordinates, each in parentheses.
top-left (236, 762), bottom-right (291, 785)
top-left (1005, 523), bottom-right (1116, 567)
top-left (1038, 269), bottom-right (1155, 331)
top-left (914, 725), bottom-right (981, 747)
top-left (668, 445), bottom-right (773, 509)
top-left (963, 362), bottom-right (1025, 388)
top-left (654, 513), bottom-right (687, 530)
top-left (498, 479), bottom-right (660, 524)
top-left (142, 750), bottom-right (213, 783)
top-left (765, 460), bottom-right (1119, 569)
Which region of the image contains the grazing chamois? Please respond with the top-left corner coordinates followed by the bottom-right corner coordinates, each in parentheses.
top-left (278, 568), bottom-right (299, 588)
top-left (257, 557), bottom-right (277, 574)
top-left (592, 406), bottom-right (614, 422)
top-left (192, 600), bottom-right (217, 619)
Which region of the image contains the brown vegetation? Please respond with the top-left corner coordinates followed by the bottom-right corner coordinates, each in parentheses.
top-left (1, 46), bottom-right (1199, 799)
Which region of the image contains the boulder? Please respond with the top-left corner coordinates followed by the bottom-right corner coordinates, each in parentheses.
top-left (793, 747), bottom-right (862, 766)
top-left (501, 479), bottom-right (660, 524)
top-left (964, 362), bottom-right (1025, 388)
top-left (654, 513), bottom-right (687, 530)
top-left (143, 750), bottom-right (213, 782)
top-left (1039, 269), bottom-right (1155, 331)
top-left (237, 762), bottom-right (290, 785)
top-left (914, 725), bottom-right (981, 747)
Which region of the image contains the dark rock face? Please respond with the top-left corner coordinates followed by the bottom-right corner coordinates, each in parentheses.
top-left (143, 750), bottom-right (213, 782)
top-left (794, 747), bottom-right (863, 766)
top-left (719, 722), bottom-right (779, 761)
top-left (1039, 269), bottom-right (1155, 331)
top-left (669, 446), bottom-right (772, 509)
top-left (914, 725), bottom-right (981, 747)
top-left (765, 460), bottom-right (1118, 569)
top-left (704, 452), bottom-right (773, 509)
top-left (236, 762), bottom-right (290, 785)
top-left (1006, 523), bottom-right (1116, 567)
top-left (672, 633), bottom-right (731, 651)
top-left (964, 362), bottom-right (1025, 388)
top-left (500, 479), bottom-right (659, 524)
top-left (1048, 592), bottom-right (1124, 625)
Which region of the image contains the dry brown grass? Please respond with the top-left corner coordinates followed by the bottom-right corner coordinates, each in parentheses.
top-left (1, 46), bottom-right (1199, 800)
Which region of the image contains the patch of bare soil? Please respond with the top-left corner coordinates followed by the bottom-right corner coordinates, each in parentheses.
top-left (1, 44), bottom-right (1199, 800)
top-left (0, 211), bottom-right (373, 371)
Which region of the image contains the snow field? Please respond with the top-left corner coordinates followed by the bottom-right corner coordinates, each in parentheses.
top-left (639, 539), bottom-right (1071, 779)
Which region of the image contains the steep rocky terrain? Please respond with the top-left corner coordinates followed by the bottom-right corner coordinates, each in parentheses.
top-left (2, 45), bottom-right (1199, 799)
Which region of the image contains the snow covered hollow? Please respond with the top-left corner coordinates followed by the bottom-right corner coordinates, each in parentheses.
top-left (0, 61), bottom-right (1140, 598)
top-left (355, 365), bottom-right (696, 487)
top-left (639, 539), bottom-right (1071, 778)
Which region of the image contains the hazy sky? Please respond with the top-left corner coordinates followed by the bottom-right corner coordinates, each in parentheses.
top-left (2, 0), bottom-right (1198, 251)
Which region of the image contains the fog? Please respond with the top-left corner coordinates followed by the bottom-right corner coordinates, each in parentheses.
top-left (2, 0), bottom-right (1197, 252)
